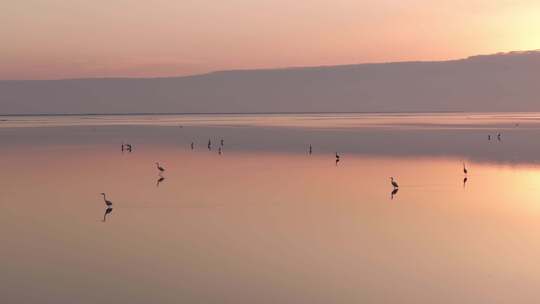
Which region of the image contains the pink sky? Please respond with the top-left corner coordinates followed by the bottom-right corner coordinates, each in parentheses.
top-left (2, 0), bottom-right (540, 80)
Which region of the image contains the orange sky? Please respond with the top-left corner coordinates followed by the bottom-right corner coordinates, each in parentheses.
top-left (2, 0), bottom-right (540, 80)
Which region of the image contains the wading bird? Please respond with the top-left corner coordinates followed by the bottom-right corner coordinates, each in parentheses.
top-left (463, 163), bottom-right (468, 175)
top-left (191, 142), bottom-right (194, 150)
top-left (156, 162), bottom-right (165, 173)
top-left (335, 152), bottom-right (340, 165)
top-left (100, 193), bottom-right (113, 207)
top-left (309, 145), bottom-right (312, 155)
top-left (390, 177), bottom-right (399, 189)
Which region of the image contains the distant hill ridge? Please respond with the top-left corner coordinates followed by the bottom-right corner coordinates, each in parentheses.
top-left (1, 50), bottom-right (540, 114)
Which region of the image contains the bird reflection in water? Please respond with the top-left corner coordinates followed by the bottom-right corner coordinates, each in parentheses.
top-left (463, 177), bottom-right (468, 188)
top-left (335, 152), bottom-right (340, 166)
top-left (102, 207), bottom-right (113, 222)
top-left (156, 175), bottom-right (165, 187)
top-left (390, 188), bottom-right (399, 200)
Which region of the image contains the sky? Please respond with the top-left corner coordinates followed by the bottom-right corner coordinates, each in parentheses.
top-left (2, 0), bottom-right (540, 80)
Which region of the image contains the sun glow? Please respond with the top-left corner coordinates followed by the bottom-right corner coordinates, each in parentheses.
top-left (1, 0), bottom-right (540, 79)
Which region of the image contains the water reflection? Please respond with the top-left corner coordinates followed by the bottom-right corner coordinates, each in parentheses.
top-left (102, 207), bottom-right (113, 222)
top-left (4, 114), bottom-right (540, 303)
top-left (390, 187), bottom-right (399, 200)
top-left (3, 145), bottom-right (540, 303)
top-left (156, 175), bottom-right (165, 187)
top-left (4, 113), bottom-right (540, 164)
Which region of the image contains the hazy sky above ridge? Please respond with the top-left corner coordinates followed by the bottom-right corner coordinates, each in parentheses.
top-left (2, 0), bottom-right (540, 80)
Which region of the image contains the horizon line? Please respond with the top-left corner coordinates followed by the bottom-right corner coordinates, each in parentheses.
top-left (1, 110), bottom-right (528, 117)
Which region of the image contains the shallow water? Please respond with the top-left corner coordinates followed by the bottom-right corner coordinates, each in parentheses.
top-left (2, 113), bottom-right (540, 303)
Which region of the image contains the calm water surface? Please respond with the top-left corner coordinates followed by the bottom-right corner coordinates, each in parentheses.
top-left (2, 113), bottom-right (540, 303)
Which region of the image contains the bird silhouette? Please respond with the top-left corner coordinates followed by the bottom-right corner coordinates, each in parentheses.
top-left (208, 139), bottom-right (212, 150)
top-left (463, 177), bottom-right (468, 188)
top-left (463, 163), bottom-right (468, 175)
top-left (390, 177), bottom-right (399, 189)
top-left (156, 162), bottom-right (165, 173)
top-left (220, 139), bottom-right (224, 146)
top-left (100, 193), bottom-right (113, 207)
top-left (191, 142), bottom-right (194, 150)
top-left (335, 152), bottom-right (340, 165)
top-left (102, 207), bottom-right (113, 222)
top-left (309, 144), bottom-right (312, 155)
